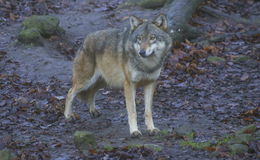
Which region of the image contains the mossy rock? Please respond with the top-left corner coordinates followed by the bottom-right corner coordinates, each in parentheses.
top-left (18, 28), bottom-right (42, 44)
top-left (120, 0), bottom-right (170, 9)
top-left (229, 144), bottom-right (248, 155)
top-left (22, 15), bottom-right (64, 37)
top-left (73, 131), bottom-right (97, 150)
top-left (207, 56), bottom-right (225, 64)
top-left (18, 15), bottom-right (64, 44)
top-left (0, 149), bottom-right (16, 160)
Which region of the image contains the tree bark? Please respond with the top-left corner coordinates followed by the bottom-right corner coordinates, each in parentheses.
top-left (166, 0), bottom-right (205, 43)
top-left (120, 0), bottom-right (205, 43)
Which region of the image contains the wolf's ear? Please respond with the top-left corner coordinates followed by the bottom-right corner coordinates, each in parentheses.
top-left (129, 16), bottom-right (143, 30)
top-left (153, 14), bottom-right (168, 31)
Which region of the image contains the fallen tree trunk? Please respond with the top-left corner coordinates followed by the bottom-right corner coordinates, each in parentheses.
top-left (166, 0), bottom-right (205, 43)
top-left (119, 0), bottom-right (205, 43)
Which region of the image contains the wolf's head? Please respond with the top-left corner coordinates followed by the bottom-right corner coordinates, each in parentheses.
top-left (128, 14), bottom-right (172, 58)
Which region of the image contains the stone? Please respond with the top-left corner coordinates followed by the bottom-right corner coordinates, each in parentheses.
top-left (18, 15), bottom-right (64, 44)
top-left (18, 28), bottom-right (41, 44)
top-left (73, 131), bottom-right (97, 151)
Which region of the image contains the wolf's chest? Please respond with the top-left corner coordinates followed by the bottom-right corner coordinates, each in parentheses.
top-left (130, 68), bottom-right (161, 83)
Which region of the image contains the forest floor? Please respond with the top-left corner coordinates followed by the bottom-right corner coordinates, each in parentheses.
top-left (0, 0), bottom-right (259, 159)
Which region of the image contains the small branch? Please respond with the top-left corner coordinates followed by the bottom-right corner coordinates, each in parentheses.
top-left (201, 6), bottom-right (260, 26)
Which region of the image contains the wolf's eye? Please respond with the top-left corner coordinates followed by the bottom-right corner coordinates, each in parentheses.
top-left (150, 34), bottom-right (156, 41)
top-left (136, 35), bottom-right (142, 42)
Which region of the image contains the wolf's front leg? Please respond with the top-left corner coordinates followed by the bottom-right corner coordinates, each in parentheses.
top-left (144, 82), bottom-right (160, 135)
top-left (124, 81), bottom-right (141, 137)
top-left (64, 88), bottom-right (77, 119)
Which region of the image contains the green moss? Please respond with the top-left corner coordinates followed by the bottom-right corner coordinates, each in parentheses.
top-left (18, 15), bottom-right (65, 44)
top-left (185, 132), bottom-right (195, 140)
top-left (73, 131), bottom-right (97, 150)
top-left (127, 143), bottom-right (142, 149)
top-left (233, 56), bottom-right (250, 63)
top-left (216, 135), bottom-right (234, 145)
top-left (180, 140), bottom-right (211, 150)
top-left (207, 56), bottom-right (225, 64)
top-left (174, 124), bottom-right (195, 139)
top-left (22, 15), bottom-right (63, 38)
top-left (103, 145), bottom-right (114, 152)
top-left (18, 28), bottom-right (41, 44)
top-left (160, 129), bottom-right (170, 136)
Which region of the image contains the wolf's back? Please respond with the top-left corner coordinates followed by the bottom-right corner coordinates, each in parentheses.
top-left (82, 29), bottom-right (125, 57)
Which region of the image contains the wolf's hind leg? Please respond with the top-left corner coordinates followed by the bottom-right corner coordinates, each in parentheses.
top-left (86, 85), bottom-right (102, 118)
top-left (144, 81), bottom-right (160, 135)
top-left (78, 81), bottom-right (104, 118)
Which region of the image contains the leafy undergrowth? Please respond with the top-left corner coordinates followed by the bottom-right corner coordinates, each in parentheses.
top-left (179, 124), bottom-right (259, 158)
top-left (0, 74), bottom-right (66, 159)
top-left (86, 145), bottom-right (163, 160)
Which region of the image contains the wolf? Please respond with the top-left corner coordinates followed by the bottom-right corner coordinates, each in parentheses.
top-left (64, 14), bottom-right (172, 137)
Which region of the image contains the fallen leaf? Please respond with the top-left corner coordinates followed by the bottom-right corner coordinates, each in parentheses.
top-left (243, 117), bottom-right (253, 121)
top-left (89, 149), bottom-right (97, 154)
top-left (240, 73), bottom-right (249, 81)
top-left (55, 96), bottom-right (65, 100)
top-left (206, 146), bottom-right (217, 152)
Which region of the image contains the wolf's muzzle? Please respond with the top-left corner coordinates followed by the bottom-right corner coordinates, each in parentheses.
top-left (139, 49), bottom-right (146, 57)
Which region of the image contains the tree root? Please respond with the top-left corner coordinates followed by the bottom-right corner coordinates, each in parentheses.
top-left (195, 29), bottom-right (260, 46)
top-left (201, 6), bottom-right (260, 26)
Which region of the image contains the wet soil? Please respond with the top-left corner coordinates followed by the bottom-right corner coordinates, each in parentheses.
top-left (0, 0), bottom-right (259, 159)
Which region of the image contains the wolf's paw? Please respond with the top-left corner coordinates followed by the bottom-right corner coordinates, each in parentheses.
top-left (131, 130), bottom-right (142, 138)
top-left (64, 112), bottom-right (80, 121)
top-left (64, 112), bottom-right (73, 119)
top-left (90, 110), bottom-right (101, 118)
top-left (148, 128), bottom-right (160, 136)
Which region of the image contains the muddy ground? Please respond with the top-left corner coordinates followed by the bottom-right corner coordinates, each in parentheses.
top-left (0, 0), bottom-right (259, 159)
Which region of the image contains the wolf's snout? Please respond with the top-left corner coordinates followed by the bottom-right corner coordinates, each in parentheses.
top-left (139, 49), bottom-right (146, 57)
